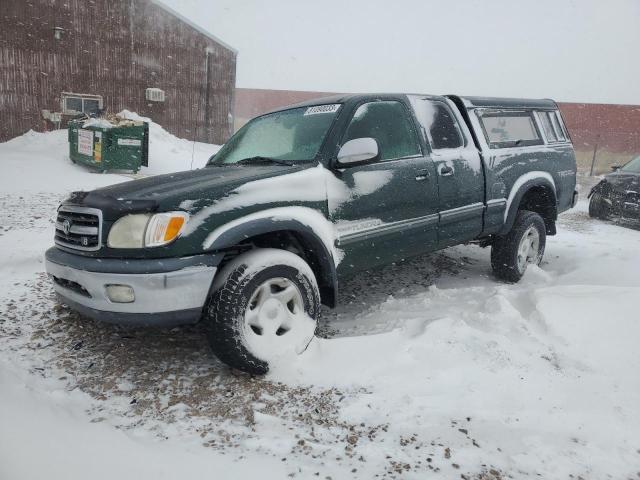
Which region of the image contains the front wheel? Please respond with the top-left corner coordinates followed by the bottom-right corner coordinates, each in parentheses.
top-left (491, 210), bottom-right (546, 283)
top-left (203, 248), bottom-right (320, 375)
top-left (588, 192), bottom-right (610, 220)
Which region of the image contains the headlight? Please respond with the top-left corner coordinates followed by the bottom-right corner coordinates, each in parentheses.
top-left (107, 214), bottom-right (150, 248)
top-left (107, 212), bottom-right (189, 248)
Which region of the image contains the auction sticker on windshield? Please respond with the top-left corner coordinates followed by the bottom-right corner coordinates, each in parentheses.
top-left (304, 104), bottom-right (341, 115)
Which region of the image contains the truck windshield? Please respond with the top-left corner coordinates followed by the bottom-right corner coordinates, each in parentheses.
top-left (621, 155), bottom-right (640, 173)
top-left (209, 104), bottom-right (341, 165)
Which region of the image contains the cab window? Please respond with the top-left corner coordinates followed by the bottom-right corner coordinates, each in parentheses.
top-left (342, 101), bottom-right (421, 161)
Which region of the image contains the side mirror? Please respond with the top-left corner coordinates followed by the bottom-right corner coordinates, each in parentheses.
top-left (611, 165), bottom-right (621, 171)
top-left (336, 138), bottom-right (379, 167)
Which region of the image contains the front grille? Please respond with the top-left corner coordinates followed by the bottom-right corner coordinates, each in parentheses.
top-left (54, 206), bottom-right (102, 251)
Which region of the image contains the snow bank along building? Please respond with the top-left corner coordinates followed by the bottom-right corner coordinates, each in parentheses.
top-left (0, 0), bottom-right (236, 144)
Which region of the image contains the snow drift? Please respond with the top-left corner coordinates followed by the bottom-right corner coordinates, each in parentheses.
top-left (0, 112), bottom-right (220, 194)
top-left (1, 124), bottom-right (639, 478)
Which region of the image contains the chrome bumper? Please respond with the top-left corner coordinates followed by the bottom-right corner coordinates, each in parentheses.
top-left (45, 248), bottom-right (220, 326)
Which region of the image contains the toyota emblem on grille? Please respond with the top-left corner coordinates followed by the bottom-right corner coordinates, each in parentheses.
top-left (62, 219), bottom-right (71, 235)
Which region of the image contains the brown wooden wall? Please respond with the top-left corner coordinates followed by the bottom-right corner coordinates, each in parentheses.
top-left (0, 0), bottom-right (236, 144)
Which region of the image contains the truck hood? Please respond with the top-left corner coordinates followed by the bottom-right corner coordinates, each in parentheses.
top-left (603, 171), bottom-right (640, 192)
top-left (63, 164), bottom-right (308, 220)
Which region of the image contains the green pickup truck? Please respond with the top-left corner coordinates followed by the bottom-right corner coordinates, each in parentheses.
top-left (46, 94), bottom-right (578, 374)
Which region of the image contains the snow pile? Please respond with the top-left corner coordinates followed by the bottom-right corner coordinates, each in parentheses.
top-left (1, 128), bottom-right (640, 478)
top-left (264, 208), bottom-right (640, 478)
top-left (0, 130), bottom-right (123, 194)
top-left (0, 359), bottom-right (288, 480)
top-left (0, 113), bottom-right (220, 186)
top-left (117, 110), bottom-right (220, 175)
top-left (82, 117), bottom-right (115, 129)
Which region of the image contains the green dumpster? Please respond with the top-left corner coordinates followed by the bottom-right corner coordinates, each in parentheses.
top-left (68, 117), bottom-right (149, 173)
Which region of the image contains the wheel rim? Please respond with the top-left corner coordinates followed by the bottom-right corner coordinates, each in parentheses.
top-left (243, 277), bottom-right (316, 361)
top-left (516, 225), bottom-right (541, 274)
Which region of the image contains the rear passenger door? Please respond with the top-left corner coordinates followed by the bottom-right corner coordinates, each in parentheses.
top-left (410, 97), bottom-right (485, 246)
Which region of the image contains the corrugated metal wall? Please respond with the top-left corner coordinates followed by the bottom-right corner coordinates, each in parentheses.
top-left (0, 0), bottom-right (236, 144)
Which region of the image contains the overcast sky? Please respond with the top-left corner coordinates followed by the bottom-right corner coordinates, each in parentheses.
top-left (163, 0), bottom-right (640, 105)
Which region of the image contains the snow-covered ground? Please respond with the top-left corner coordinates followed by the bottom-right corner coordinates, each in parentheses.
top-left (1, 128), bottom-right (639, 479)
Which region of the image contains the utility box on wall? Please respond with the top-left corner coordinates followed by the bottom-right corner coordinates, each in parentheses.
top-left (145, 88), bottom-right (166, 102)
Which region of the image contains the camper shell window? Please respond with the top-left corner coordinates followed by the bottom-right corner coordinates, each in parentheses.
top-left (536, 110), bottom-right (567, 143)
top-left (478, 110), bottom-right (543, 149)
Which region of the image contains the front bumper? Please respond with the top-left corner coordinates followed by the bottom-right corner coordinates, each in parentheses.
top-left (621, 201), bottom-right (640, 218)
top-left (45, 247), bottom-right (223, 326)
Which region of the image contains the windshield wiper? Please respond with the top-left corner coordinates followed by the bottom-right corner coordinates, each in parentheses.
top-left (236, 156), bottom-right (295, 167)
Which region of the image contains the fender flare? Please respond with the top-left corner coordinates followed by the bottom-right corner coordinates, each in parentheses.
top-left (500, 173), bottom-right (557, 235)
top-left (588, 179), bottom-right (606, 199)
top-left (205, 215), bottom-right (339, 307)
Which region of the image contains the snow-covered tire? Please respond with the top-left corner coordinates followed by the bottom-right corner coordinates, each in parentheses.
top-left (588, 192), bottom-right (610, 220)
top-left (491, 210), bottom-right (546, 283)
top-left (204, 248), bottom-right (320, 375)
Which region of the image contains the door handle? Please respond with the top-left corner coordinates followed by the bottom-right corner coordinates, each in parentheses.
top-left (438, 164), bottom-right (455, 176)
top-left (415, 169), bottom-right (430, 181)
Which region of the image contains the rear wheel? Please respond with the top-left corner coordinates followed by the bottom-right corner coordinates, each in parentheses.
top-left (491, 210), bottom-right (546, 283)
top-left (203, 248), bottom-right (320, 375)
top-left (589, 192), bottom-right (610, 220)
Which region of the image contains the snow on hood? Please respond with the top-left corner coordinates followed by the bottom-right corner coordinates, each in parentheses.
top-left (186, 164), bottom-right (395, 265)
top-left (184, 164), bottom-right (347, 236)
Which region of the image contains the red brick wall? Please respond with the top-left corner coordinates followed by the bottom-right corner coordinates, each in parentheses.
top-left (558, 103), bottom-right (640, 152)
top-left (233, 88), bottom-right (335, 129)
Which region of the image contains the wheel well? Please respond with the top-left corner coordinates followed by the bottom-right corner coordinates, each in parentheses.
top-left (218, 229), bottom-right (336, 307)
top-left (518, 185), bottom-right (557, 235)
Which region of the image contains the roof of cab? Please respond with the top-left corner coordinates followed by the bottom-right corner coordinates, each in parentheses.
top-left (452, 95), bottom-right (557, 110)
top-left (269, 93), bottom-right (407, 112)
top-left (263, 93), bottom-right (558, 116)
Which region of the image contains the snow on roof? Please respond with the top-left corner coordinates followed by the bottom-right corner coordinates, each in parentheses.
top-left (457, 96), bottom-right (557, 110)
top-left (150, 0), bottom-right (237, 54)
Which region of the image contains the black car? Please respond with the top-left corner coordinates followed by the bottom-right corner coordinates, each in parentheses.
top-left (589, 155), bottom-right (640, 220)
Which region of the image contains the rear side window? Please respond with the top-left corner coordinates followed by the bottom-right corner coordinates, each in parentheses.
top-left (537, 111), bottom-right (567, 143)
top-left (411, 98), bottom-right (463, 150)
top-left (479, 111), bottom-right (543, 148)
top-left (343, 101), bottom-right (421, 161)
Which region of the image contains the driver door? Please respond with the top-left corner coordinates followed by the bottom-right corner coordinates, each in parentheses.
top-left (330, 100), bottom-right (439, 276)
